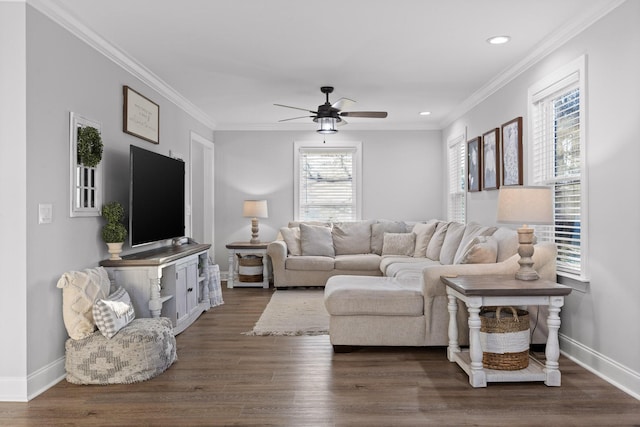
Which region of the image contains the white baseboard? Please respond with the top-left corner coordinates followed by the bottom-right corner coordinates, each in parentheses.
top-left (0, 356), bottom-right (65, 402)
top-left (560, 333), bottom-right (640, 400)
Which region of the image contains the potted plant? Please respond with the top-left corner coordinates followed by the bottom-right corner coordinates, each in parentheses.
top-left (101, 201), bottom-right (127, 260)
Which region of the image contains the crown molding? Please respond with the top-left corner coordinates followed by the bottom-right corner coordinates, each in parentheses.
top-left (27, 0), bottom-right (217, 130)
top-left (439, 0), bottom-right (626, 129)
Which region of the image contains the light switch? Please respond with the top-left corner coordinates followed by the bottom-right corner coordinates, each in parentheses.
top-left (39, 203), bottom-right (53, 224)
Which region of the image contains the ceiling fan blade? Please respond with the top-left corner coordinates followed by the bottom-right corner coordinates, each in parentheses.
top-left (337, 117), bottom-right (348, 126)
top-left (274, 103), bottom-right (318, 114)
top-left (332, 97), bottom-right (356, 111)
top-left (340, 111), bottom-right (388, 118)
top-left (278, 115), bottom-right (314, 122)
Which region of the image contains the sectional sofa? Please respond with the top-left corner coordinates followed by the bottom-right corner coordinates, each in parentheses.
top-left (267, 219), bottom-right (557, 347)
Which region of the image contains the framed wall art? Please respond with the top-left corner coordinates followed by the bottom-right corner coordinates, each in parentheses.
top-left (123, 85), bottom-right (159, 144)
top-left (481, 128), bottom-right (500, 190)
top-left (467, 137), bottom-right (482, 192)
top-left (501, 116), bottom-right (523, 186)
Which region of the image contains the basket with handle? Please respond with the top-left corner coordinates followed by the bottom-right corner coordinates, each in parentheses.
top-left (237, 254), bottom-right (264, 282)
top-left (480, 306), bottom-right (530, 370)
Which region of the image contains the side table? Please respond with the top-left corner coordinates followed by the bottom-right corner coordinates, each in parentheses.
top-left (441, 274), bottom-right (572, 388)
top-left (226, 242), bottom-right (270, 288)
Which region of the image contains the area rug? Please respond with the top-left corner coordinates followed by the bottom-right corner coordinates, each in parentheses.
top-left (243, 290), bottom-right (329, 336)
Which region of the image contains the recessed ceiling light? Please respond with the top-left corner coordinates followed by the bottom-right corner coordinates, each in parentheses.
top-left (419, 111), bottom-right (431, 116)
top-left (487, 35), bottom-right (511, 45)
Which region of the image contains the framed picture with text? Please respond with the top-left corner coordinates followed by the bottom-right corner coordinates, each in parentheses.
top-left (501, 117), bottom-right (523, 186)
top-left (467, 137), bottom-right (482, 192)
top-left (481, 128), bottom-right (500, 190)
top-left (123, 86), bottom-right (159, 144)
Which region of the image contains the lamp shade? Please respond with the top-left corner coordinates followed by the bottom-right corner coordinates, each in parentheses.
top-left (316, 117), bottom-right (337, 134)
top-left (243, 200), bottom-right (268, 218)
top-left (497, 186), bottom-right (553, 225)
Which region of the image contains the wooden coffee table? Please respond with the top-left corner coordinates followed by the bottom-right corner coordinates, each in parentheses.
top-left (441, 274), bottom-right (572, 388)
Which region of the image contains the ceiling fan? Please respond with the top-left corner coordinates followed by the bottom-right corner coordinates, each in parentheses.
top-left (275, 86), bottom-right (388, 134)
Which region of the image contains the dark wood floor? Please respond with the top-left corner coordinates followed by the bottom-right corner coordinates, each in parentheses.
top-left (2, 286), bottom-right (639, 426)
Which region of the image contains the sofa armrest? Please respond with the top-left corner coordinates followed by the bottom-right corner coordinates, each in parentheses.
top-left (422, 242), bottom-right (557, 298)
top-left (267, 240), bottom-right (288, 278)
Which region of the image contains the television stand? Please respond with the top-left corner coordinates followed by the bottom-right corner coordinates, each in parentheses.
top-left (100, 243), bottom-right (212, 334)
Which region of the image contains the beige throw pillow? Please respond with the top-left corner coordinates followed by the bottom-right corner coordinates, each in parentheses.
top-left (456, 236), bottom-right (498, 264)
top-left (381, 232), bottom-right (416, 257)
top-left (300, 223), bottom-right (335, 257)
top-left (280, 227), bottom-right (302, 256)
top-left (411, 222), bottom-right (437, 258)
top-left (370, 221), bottom-right (407, 255)
top-left (426, 222), bottom-right (450, 261)
top-left (438, 222), bottom-right (466, 265)
top-left (56, 267), bottom-right (111, 340)
top-left (453, 222), bottom-right (498, 264)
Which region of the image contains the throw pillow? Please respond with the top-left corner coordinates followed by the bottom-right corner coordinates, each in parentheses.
top-left (381, 232), bottom-right (416, 257)
top-left (280, 226), bottom-right (302, 256)
top-left (56, 266), bottom-right (111, 340)
top-left (332, 221), bottom-right (373, 255)
top-left (439, 222), bottom-right (466, 265)
top-left (412, 221), bottom-right (437, 258)
top-left (370, 221), bottom-right (407, 255)
top-left (425, 222), bottom-right (450, 261)
top-left (93, 286), bottom-right (136, 339)
top-left (453, 222), bottom-right (498, 264)
top-left (456, 236), bottom-right (498, 264)
top-left (300, 223), bottom-right (335, 257)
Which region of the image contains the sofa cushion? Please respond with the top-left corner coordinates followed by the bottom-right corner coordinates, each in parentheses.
top-left (332, 221), bottom-right (373, 255)
top-left (56, 267), bottom-right (112, 340)
top-left (438, 222), bottom-right (466, 265)
top-left (456, 236), bottom-right (499, 264)
top-left (285, 255), bottom-right (335, 271)
top-left (453, 223), bottom-right (498, 264)
top-left (370, 221), bottom-right (407, 255)
top-left (384, 259), bottom-right (440, 278)
top-left (300, 223), bottom-right (335, 257)
top-left (334, 254), bottom-right (382, 271)
top-left (93, 287), bottom-right (136, 339)
top-left (412, 221), bottom-right (437, 257)
top-left (324, 276), bottom-right (424, 317)
top-left (280, 226), bottom-right (302, 256)
top-left (425, 222), bottom-right (449, 261)
top-left (382, 232), bottom-right (416, 256)
top-left (492, 227), bottom-right (520, 262)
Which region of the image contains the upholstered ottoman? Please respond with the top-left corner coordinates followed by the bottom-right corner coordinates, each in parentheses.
top-left (65, 317), bottom-right (177, 385)
top-left (324, 275), bottom-right (427, 350)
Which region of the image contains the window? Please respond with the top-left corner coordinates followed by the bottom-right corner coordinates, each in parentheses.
top-left (294, 141), bottom-right (361, 222)
top-left (69, 112), bottom-right (103, 217)
top-left (447, 134), bottom-right (466, 223)
top-left (529, 55), bottom-right (588, 280)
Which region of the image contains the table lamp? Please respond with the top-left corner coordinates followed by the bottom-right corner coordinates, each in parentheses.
top-left (243, 200), bottom-right (268, 244)
top-left (497, 186), bottom-right (553, 280)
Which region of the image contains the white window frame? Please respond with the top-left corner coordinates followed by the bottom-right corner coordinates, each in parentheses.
top-left (294, 140), bottom-right (362, 222)
top-left (69, 112), bottom-right (103, 217)
top-left (528, 55), bottom-right (589, 282)
top-left (447, 133), bottom-right (466, 223)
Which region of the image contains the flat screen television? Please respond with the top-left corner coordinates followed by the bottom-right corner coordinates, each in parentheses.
top-left (129, 145), bottom-right (185, 247)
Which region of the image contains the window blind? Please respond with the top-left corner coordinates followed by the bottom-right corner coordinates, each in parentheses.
top-left (532, 83), bottom-right (585, 277)
top-left (298, 147), bottom-right (356, 222)
top-left (448, 136), bottom-right (466, 223)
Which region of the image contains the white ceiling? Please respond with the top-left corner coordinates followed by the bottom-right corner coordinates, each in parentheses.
top-left (41, 0), bottom-right (619, 131)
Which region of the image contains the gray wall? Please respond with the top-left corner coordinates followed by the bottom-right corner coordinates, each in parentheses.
top-left (0, 4), bottom-right (213, 400)
top-left (443, 1), bottom-right (640, 396)
top-left (213, 130), bottom-right (443, 271)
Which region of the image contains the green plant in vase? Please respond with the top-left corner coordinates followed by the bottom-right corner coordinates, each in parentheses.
top-left (101, 201), bottom-right (127, 260)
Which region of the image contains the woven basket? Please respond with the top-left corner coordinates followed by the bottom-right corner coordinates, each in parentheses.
top-left (480, 306), bottom-right (530, 370)
top-left (237, 254), bottom-right (263, 282)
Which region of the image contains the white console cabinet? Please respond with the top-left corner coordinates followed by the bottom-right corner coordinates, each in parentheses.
top-left (100, 243), bottom-right (212, 334)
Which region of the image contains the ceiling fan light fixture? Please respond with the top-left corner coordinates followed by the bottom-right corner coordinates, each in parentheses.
top-left (317, 117), bottom-right (337, 134)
